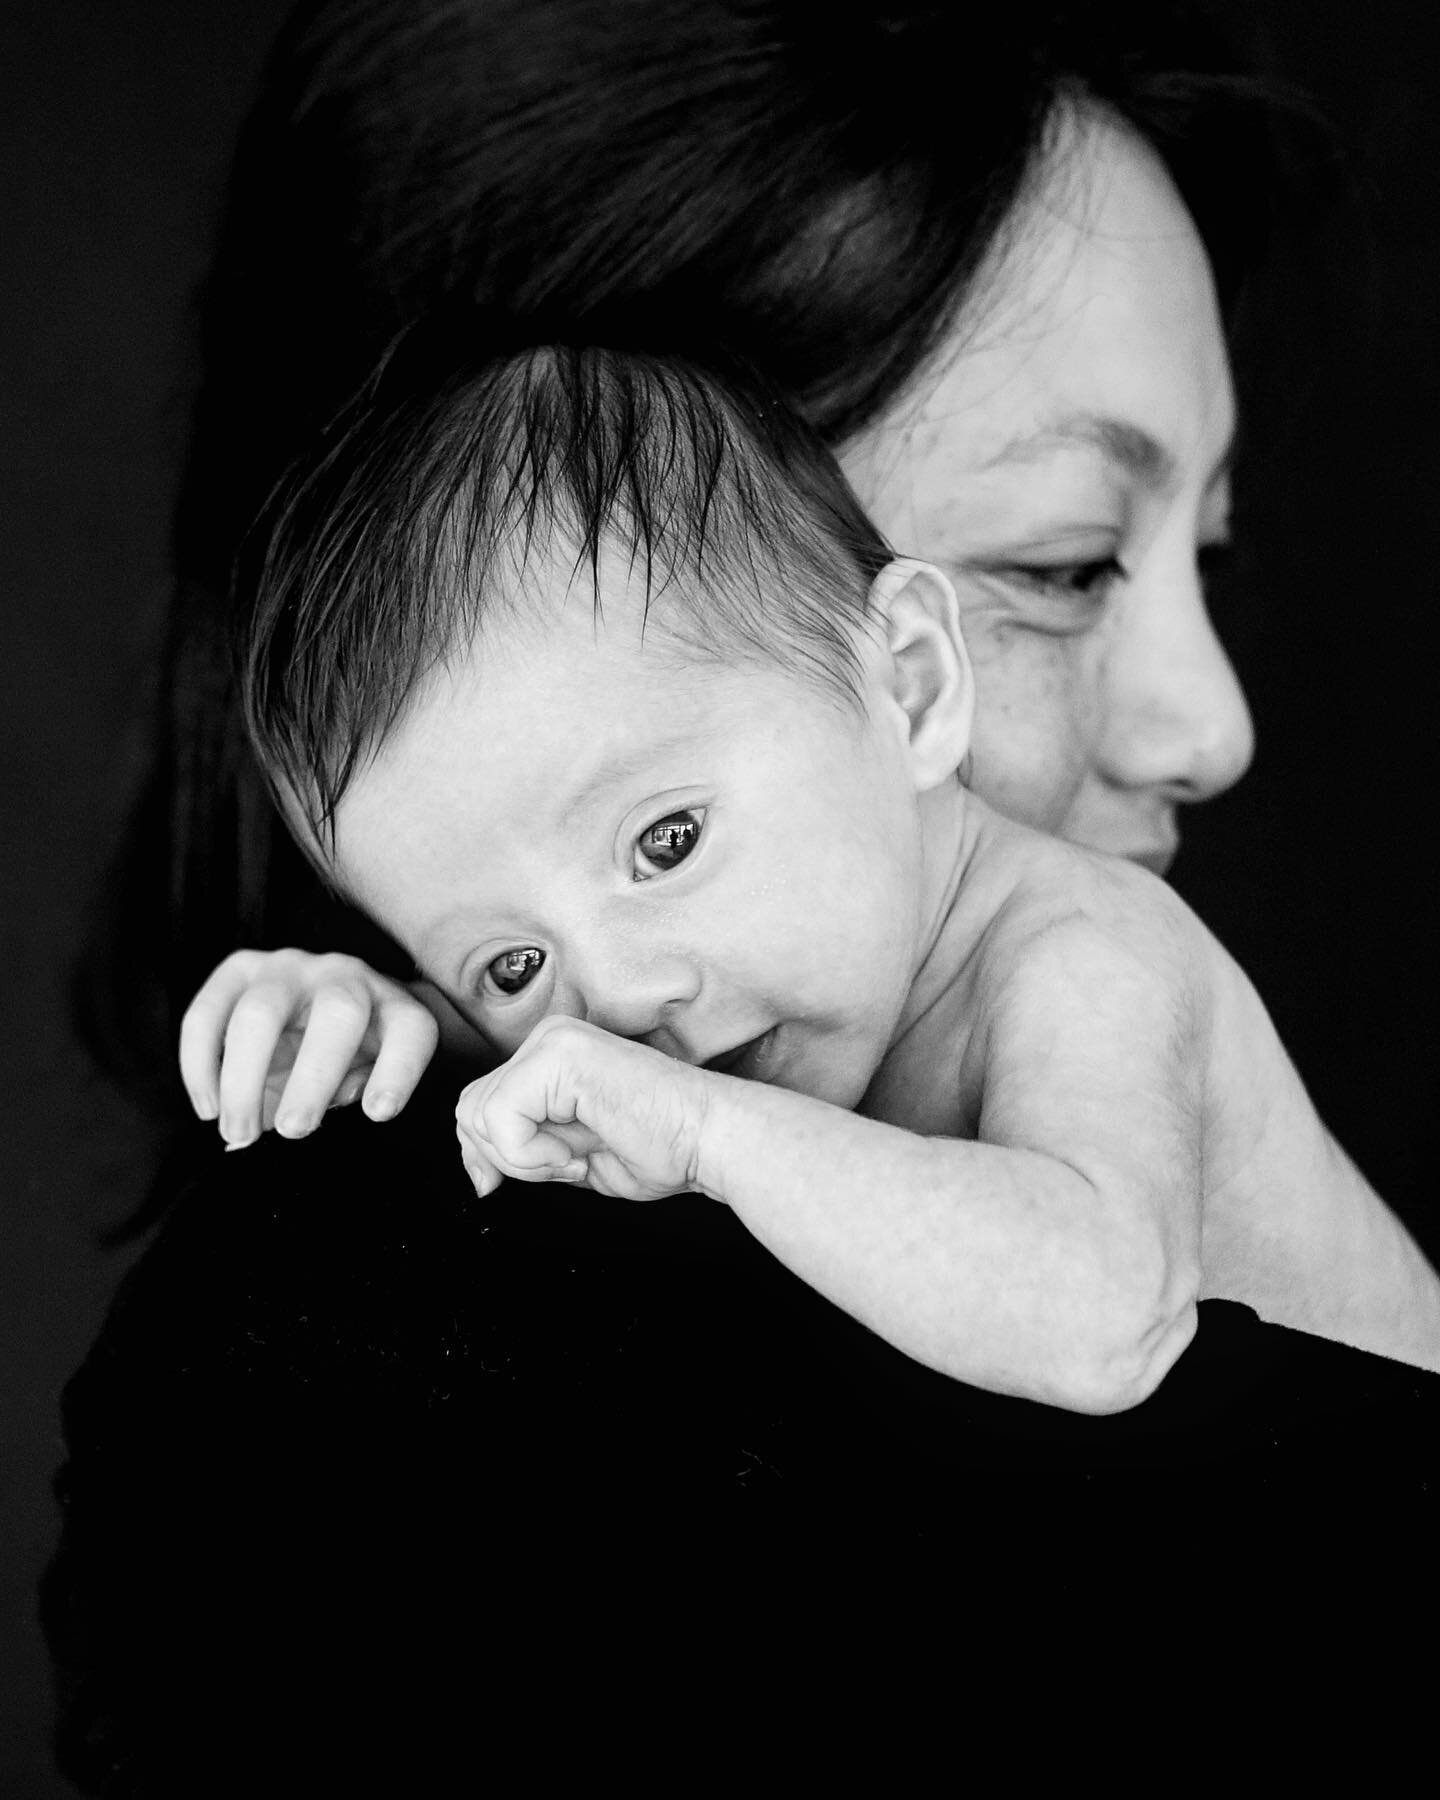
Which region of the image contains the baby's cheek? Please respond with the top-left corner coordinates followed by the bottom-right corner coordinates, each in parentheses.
top-left (964, 630), bottom-right (1094, 835)
top-left (452, 997), bottom-right (538, 1064)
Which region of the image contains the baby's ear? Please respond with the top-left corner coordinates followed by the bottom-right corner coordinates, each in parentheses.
top-left (868, 558), bottom-right (974, 791)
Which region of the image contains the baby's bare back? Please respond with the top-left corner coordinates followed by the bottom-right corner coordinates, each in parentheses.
top-left (1196, 931), bottom-right (1440, 1369)
top-left (875, 820), bottom-right (1440, 1375)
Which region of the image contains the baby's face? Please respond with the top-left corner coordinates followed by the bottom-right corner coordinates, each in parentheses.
top-left (330, 553), bottom-right (934, 1108)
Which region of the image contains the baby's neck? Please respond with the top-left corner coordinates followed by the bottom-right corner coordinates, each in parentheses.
top-left (895, 790), bottom-right (1015, 1037)
top-left (858, 792), bottom-right (1023, 1138)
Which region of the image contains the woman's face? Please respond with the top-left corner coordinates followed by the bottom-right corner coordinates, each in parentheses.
top-left (839, 108), bottom-right (1252, 873)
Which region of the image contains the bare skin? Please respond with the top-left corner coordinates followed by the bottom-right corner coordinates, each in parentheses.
top-left (182, 554), bottom-right (1440, 1411)
top-left (178, 105), bottom-right (1437, 1411)
top-left (840, 103), bottom-right (1254, 865)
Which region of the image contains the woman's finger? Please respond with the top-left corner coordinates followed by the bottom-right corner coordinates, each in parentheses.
top-left (271, 982), bottom-right (377, 1137)
top-left (360, 996), bottom-right (441, 1121)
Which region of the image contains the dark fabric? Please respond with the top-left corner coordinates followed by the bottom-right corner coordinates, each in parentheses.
top-left (43, 1087), bottom-right (1440, 1791)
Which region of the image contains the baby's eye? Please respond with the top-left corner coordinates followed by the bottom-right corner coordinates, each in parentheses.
top-left (485, 946), bottom-right (545, 995)
top-left (635, 810), bottom-right (704, 880)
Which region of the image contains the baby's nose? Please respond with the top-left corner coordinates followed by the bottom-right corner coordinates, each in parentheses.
top-left (571, 947), bottom-right (701, 1043)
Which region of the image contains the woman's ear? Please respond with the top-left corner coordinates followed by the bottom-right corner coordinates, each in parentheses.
top-left (867, 558), bottom-right (974, 791)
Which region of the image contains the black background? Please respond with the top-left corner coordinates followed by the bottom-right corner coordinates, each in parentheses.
top-left (2, 2), bottom-right (1438, 1790)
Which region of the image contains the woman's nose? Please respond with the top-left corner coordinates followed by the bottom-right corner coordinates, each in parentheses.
top-left (1096, 563), bottom-right (1255, 804)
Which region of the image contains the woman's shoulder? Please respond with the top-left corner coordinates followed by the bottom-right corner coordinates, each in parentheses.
top-left (62, 1088), bottom-right (782, 1461)
top-left (43, 1087), bottom-right (1440, 1787)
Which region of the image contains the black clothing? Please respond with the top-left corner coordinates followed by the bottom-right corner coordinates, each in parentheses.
top-left (44, 1087), bottom-right (1440, 1792)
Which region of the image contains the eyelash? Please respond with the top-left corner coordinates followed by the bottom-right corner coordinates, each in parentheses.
top-left (1005, 556), bottom-right (1128, 603)
top-left (1003, 538), bottom-right (1235, 611)
top-left (477, 809), bottom-right (705, 998)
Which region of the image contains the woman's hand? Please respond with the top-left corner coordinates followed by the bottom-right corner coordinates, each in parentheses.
top-left (454, 1014), bottom-right (713, 1201)
top-left (179, 948), bottom-right (440, 1146)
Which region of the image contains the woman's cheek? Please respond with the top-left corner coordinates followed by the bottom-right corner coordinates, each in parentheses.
top-left (963, 626), bottom-right (1095, 835)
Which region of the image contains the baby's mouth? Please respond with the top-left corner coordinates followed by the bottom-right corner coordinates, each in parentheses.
top-left (702, 1029), bottom-right (773, 1079)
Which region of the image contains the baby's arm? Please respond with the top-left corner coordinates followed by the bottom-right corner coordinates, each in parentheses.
top-left (1194, 936), bottom-right (1440, 1370)
top-left (701, 927), bottom-right (1204, 1412)
top-left (455, 923), bottom-right (1205, 1414)
top-left (180, 949), bottom-right (448, 1147)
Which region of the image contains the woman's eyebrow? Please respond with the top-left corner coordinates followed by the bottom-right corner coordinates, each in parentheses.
top-left (981, 411), bottom-right (1237, 496)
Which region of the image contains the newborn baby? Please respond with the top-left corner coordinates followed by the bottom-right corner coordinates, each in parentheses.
top-left (181, 337), bottom-right (1440, 1411)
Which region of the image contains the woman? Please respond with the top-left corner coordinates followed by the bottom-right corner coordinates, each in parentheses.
top-left (48, 2), bottom-right (1439, 1788)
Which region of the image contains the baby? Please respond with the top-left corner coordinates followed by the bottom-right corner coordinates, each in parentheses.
top-left (182, 333), bottom-right (1440, 1413)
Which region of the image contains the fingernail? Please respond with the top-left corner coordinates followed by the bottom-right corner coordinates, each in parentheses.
top-left (219, 1117), bottom-right (255, 1149)
top-left (192, 1093), bottom-right (219, 1122)
top-left (274, 1111), bottom-right (315, 1139)
top-left (364, 1091), bottom-right (399, 1122)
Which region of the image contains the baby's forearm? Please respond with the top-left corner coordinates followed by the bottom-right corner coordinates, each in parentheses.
top-left (694, 1080), bottom-right (1197, 1414)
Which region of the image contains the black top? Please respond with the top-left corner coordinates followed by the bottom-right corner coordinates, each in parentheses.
top-left (44, 1085), bottom-right (1440, 1791)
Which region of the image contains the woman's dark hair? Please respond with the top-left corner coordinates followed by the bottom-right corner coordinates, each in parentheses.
top-left (84, 0), bottom-right (1296, 1121)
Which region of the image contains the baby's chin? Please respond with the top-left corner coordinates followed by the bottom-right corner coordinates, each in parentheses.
top-left (757, 1028), bottom-right (884, 1113)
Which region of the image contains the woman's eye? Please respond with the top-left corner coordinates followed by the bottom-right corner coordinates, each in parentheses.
top-left (485, 946), bottom-right (545, 995)
top-left (635, 810), bottom-right (704, 879)
top-left (1006, 556), bottom-right (1127, 602)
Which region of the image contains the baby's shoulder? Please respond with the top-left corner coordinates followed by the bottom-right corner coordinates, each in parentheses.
top-left (984, 827), bottom-right (1202, 955)
top-left (975, 831), bottom-right (1215, 1025)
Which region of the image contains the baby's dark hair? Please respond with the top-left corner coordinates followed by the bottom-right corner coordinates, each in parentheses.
top-left (240, 323), bottom-right (894, 849)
